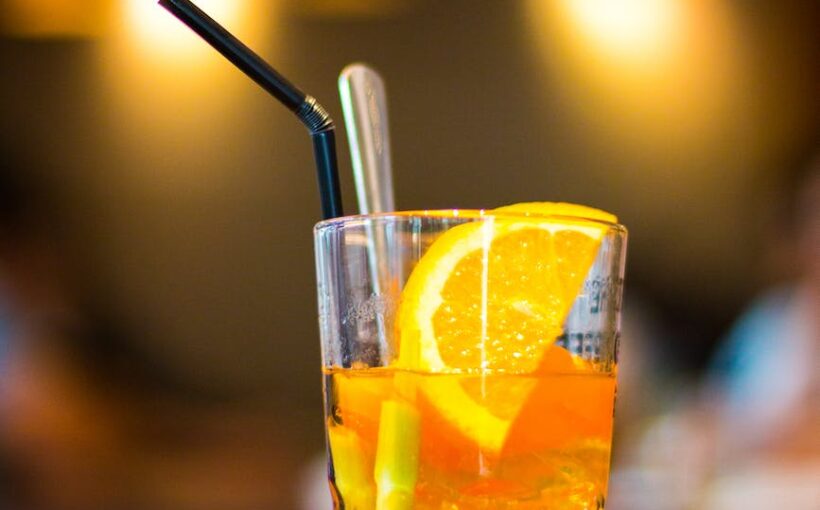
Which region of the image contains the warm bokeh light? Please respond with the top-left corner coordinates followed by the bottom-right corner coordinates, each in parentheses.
top-left (524, 0), bottom-right (746, 157)
top-left (523, 0), bottom-right (762, 299)
top-left (126, 0), bottom-right (247, 63)
top-left (563, 0), bottom-right (683, 63)
top-left (93, 0), bottom-right (282, 191)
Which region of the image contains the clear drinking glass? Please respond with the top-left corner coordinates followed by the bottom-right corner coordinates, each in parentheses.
top-left (314, 210), bottom-right (627, 510)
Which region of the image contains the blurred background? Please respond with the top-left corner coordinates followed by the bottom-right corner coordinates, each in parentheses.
top-left (0, 0), bottom-right (817, 508)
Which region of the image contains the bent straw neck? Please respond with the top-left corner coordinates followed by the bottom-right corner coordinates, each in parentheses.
top-left (158, 0), bottom-right (334, 134)
top-left (298, 96), bottom-right (335, 135)
top-left (158, 0), bottom-right (343, 218)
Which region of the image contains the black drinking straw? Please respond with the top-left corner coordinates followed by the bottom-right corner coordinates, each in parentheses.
top-left (158, 0), bottom-right (343, 219)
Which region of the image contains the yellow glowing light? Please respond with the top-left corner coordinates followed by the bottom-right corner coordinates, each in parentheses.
top-left (97, 0), bottom-right (281, 190)
top-left (524, 0), bottom-right (745, 152)
top-left (126, 0), bottom-right (246, 62)
top-left (563, 0), bottom-right (683, 62)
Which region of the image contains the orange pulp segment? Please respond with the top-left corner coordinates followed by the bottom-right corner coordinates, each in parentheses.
top-left (396, 202), bottom-right (615, 452)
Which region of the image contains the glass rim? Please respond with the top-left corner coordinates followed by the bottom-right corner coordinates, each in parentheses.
top-left (315, 209), bottom-right (627, 233)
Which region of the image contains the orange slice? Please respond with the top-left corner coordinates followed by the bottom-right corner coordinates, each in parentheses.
top-left (396, 202), bottom-right (615, 452)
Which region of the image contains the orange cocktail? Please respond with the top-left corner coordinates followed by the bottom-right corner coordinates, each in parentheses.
top-left (326, 361), bottom-right (615, 508)
top-left (314, 203), bottom-right (627, 509)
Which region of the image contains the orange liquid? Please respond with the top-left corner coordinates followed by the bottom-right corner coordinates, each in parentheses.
top-left (324, 360), bottom-right (616, 509)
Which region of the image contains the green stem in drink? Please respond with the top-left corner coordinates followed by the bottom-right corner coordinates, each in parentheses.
top-left (327, 426), bottom-right (375, 509)
top-left (374, 379), bottom-right (420, 510)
